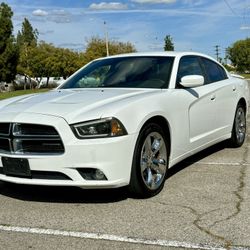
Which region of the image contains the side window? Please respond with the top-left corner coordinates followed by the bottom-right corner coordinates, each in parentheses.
top-left (201, 58), bottom-right (228, 83)
top-left (177, 56), bottom-right (203, 84)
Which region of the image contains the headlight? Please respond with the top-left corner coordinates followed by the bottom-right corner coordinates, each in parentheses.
top-left (71, 117), bottom-right (127, 139)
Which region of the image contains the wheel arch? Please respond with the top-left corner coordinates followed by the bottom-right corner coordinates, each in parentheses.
top-left (140, 115), bottom-right (172, 157)
top-left (237, 98), bottom-right (247, 112)
top-left (230, 97), bottom-right (247, 148)
top-left (129, 115), bottom-right (171, 197)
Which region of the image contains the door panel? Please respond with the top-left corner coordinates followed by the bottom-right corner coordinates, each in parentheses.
top-left (200, 57), bottom-right (238, 137)
top-left (172, 55), bottom-right (238, 164)
top-left (176, 55), bottom-right (218, 148)
top-left (188, 84), bottom-right (218, 144)
top-left (213, 79), bottom-right (238, 134)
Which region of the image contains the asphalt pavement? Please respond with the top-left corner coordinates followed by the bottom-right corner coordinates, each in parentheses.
top-left (0, 83), bottom-right (250, 250)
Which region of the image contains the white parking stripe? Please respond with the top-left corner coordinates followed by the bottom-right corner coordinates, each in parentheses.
top-left (190, 162), bottom-right (250, 166)
top-left (0, 225), bottom-right (249, 250)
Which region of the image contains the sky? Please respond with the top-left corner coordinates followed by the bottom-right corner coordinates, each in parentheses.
top-left (2, 0), bottom-right (250, 60)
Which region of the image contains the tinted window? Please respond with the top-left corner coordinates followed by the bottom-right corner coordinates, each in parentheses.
top-left (177, 56), bottom-right (203, 84)
top-left (201, 58), bottom-right (228, 83)
top-left (60, 56), bottom-right (174, 89)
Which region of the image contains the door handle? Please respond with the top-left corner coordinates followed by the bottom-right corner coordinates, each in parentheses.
top-left (233, 86), bottom-right (236, 91)
top-left (211, 94), bottom-right (216, 100)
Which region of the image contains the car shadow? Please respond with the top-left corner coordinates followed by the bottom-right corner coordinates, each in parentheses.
top-left (0, 182), bottom-right (130, 203)
top-left (166, 141), bottom-right (227, 179)
top-left (0, 141), bottom-right (227, 203)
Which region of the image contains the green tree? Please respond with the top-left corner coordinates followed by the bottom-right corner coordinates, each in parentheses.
top-left (16, 18), bottom-right (39, 88)
top-left (17, 18), bottom-right (38, 47)
top-left (164, 35), bottom-right (174, 51)
top-left (84, 36), bottom-right (136, 63)
top-left (228, 38), bottom-right (250, 72)
top-left (28, 42), bottom-right (55, 87)
top-left (0, 2), bottom-right (12, 53)
top-left (0, 2), bottom-right (18, 82)
top-left (57, 48), bottom-right (83, 78)
top-left (27, 42), bottom-right (83, 87)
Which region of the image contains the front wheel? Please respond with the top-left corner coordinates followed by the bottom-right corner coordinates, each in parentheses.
top-left (129, 123), bottom-right (169, 198)
top-left (230, 104), bottom-right (246, 147)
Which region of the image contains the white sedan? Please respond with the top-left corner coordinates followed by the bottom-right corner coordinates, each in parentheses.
top-left (0, 52), bottom-right (249, 197)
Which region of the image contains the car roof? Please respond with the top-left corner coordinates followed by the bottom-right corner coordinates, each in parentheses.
top-left (96, 51), bottom-right (218, 63)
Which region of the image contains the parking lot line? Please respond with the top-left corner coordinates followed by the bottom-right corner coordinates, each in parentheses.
top-left (0, 225), bottom-right (249, 250)
top-left (190, 162), bottom-right (250, 166)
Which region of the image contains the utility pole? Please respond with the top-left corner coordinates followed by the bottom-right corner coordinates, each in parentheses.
top-left (104, 21), bottom-right (109, 57)
top-left (224, 48), bottom-right (230, 65)
top-left (214, 45), bottom-right (220, 61)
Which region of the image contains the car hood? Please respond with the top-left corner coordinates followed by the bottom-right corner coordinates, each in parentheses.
top-left (0, 88), bottom-right (160, 123)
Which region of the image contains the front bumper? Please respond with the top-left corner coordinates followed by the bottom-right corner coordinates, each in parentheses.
top-left (0, 113), bottom-right (137, 188)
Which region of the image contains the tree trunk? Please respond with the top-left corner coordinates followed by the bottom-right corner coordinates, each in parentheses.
top-left (24, 76), bottom-right (27, 90)
top-left (46, 77), bottom-right (49, 88)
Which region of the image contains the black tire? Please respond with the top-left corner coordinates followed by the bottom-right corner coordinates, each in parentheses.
top-left (129, 123), bottom-right (169, 198)
top-left (230, 104), bottom-right (246, 148)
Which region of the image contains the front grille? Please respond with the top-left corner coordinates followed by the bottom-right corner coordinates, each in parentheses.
top-left (12, 124), bottom-right (59, 137)
top-left (0, 123), bottom-right (64, 155)
top-left (0, 138), bottom-right (10, 152)
top-left (0, 123), bottom-right (10, 135)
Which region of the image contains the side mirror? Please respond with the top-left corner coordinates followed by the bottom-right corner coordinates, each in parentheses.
top-left (180, 75), bottom-right (204, 88)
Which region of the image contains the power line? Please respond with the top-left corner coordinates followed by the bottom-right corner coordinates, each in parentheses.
top-left (242, 0), bottom-right (249, 22)
top-left (241, 0), bottom-right (250, 34)
top-left (223, 0), bottom-right (250, 33)
top-left (222, 0), bottom-right (239, 16)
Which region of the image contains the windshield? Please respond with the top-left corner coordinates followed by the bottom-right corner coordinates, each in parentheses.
top-left (60, 56), bottom-right (174, 89)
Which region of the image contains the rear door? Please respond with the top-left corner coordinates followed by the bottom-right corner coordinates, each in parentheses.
top-left (200, 57), bottom-right (238, 135)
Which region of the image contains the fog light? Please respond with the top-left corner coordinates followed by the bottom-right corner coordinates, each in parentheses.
top-left (95, 169), bottom-right (106, 180)
top-left (77, 168), bottom-right (107, 180)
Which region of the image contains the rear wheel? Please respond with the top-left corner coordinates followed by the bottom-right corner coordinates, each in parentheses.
top-left (230, 104), bottom-right (246, 147)
top-left (129, 123), bottom-right (168, 198)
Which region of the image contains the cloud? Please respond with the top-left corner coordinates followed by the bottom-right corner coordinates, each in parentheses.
top-left (181, 0), bottom-right (205, 6)
top-left (51, 9), bottom-right (70, 16)
top-left (89, 2), bottom-right (128, 10)
top-left (131, 0), bottom-right (175, 3)
top-left (32, 9), bottom-right (48, 16)
top-left (240, 26), bottom-right (250, 30)
top-left (32, 9), bottom-right (73, 23)
top-left (83, 8), bottom-right (234, 16)
top-left (48, 9), bottom-right (72, 23)
top-left (39, 30), bottom-right (54, 35)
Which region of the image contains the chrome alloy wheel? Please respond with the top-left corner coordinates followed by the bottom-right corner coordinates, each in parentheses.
top-left (140, 132), bottom-right (167, 190)
top-left (235, 107), bottom-right (246, 144)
